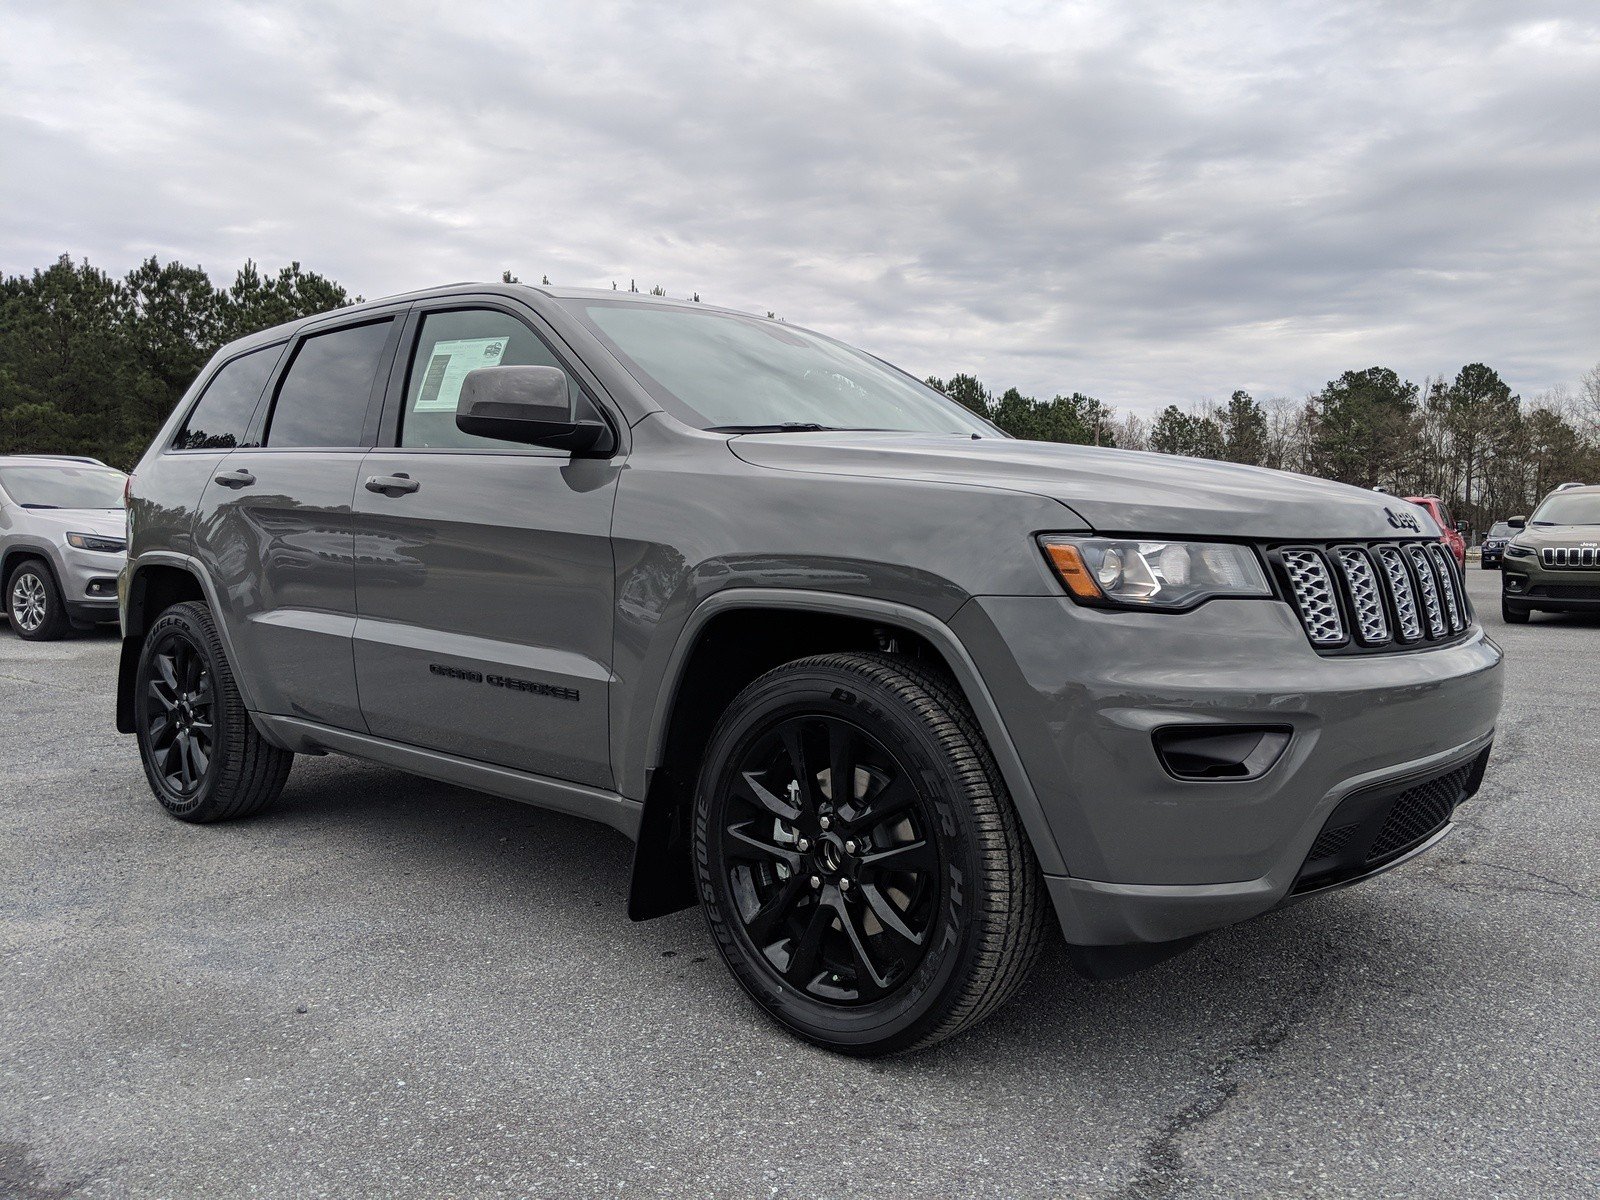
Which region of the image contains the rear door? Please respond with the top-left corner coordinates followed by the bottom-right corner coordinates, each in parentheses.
top-left (193, 313), bottom-right (403, 730)
top-left (350, 299), bottom-right (622, 788)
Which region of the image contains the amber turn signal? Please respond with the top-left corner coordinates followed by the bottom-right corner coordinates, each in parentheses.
top-left (1042, 541), bottom-right (1103, 600)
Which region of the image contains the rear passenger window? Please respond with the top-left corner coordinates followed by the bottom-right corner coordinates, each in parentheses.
top-left (399, 309), bottom-right (603, 450)
top-left (174, 346), bottom-right (278, 450)
top-left (265, 320), bottom-right (394, 448)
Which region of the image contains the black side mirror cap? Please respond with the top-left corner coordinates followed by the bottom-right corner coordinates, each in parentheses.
top-left (1507, 515), bottom-right (1527, 529)
top-left (457, 365), bottom-right (615, 454)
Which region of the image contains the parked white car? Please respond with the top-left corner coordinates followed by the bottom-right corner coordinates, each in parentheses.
top-left (0, 455), bottom-right (128, 640)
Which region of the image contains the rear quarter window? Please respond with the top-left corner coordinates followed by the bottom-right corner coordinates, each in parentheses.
top-left (174, 345), bottom-right (280, 450)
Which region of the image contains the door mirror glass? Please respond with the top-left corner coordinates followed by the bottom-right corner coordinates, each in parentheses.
top-left (1507, 515), bottom-right (1527, 529)
top-left (457, 366), bottom-right (612, 453)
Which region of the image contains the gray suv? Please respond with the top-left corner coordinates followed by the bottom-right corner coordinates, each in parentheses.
top-left (116, 284), bottom-right (1504, 1054)
top-left (1, 455), bottom-right (128, 640)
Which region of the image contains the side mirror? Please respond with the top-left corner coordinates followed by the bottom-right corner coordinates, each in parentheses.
top-left (1454, 521), bottom-right (1468, 533)
top-left (1507, 515), bottom-right (1527, 529)
top-left (457, 365), bottom-right (613, 454)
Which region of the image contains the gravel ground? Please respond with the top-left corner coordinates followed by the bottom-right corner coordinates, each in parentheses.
top-left (2, 568), bottom-right (1596, 1198)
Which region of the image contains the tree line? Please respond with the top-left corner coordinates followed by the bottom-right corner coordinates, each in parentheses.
top-left (0, 254), bottom-right (356, 469)
top-left (930, 361), bottom-right (1600, 532)
top-left (2, 254), bottom-right (1595, 532)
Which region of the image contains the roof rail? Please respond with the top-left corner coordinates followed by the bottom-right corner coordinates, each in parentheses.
top-left (3, 454), bottom-right (111, 468)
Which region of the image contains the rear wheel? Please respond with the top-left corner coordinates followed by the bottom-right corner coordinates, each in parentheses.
top-left (7, 560), bottom-right (70, 641)
top-left (694, 652), bottom-right (1048, 1055)
top-left (1500, 595), bottom-right (1530, 624)
top-left (134, 601), bottom-right (292, 821)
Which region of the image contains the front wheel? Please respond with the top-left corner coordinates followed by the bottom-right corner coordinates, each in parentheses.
top-left (7, 560), bottom-right (70, 641)
top-left (694, 652), bottom-right (1049, 1055)
top-left (134, 601), bottom-right (293, 821)
top-left (1501, 595), bottom-right (1530, 624)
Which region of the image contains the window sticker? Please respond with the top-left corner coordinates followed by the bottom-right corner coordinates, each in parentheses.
top-left (412, 337), bottom-right (509, 411)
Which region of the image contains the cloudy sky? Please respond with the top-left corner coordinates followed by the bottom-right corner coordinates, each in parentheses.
top-left (2, 0), bottom-right (1597, 414)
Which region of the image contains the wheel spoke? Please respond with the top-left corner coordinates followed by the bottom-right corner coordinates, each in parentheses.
top-left (155, 653), bottom-right (179, 693)
top-left (725, 821), bottom-right (802, 869)
top-left (859, 837), bottom-right (937, 875)
top-left (827, 722), bottom-right (855, 806)
top-left (784, 902), bottom-right (831, 984)
top-left (844, 776), bottom-right (917, 827)
top-left (147, 712), bottom-right (174, 747)
top-left (744, 875), bottom-right (804, 947)
top-left (833, 892), bottom-right (891, 993)
top-left (859, 881), bottom-right (924, 948)
top-left (736, 770), bottom-right (801, 822)
top-left (147, 679), bottom-right (177, 711)
top-left (780, 722), bottom-right (817, 803)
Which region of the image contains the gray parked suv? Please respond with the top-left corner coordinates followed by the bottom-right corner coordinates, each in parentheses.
top-left (116, 283), bottom-right (1505, 1054)
top-left (1, 455), bottom-right (128, 640)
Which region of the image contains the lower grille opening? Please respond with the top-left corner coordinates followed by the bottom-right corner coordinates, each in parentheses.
top-left (1293, 748), bottom-right (1489, 894)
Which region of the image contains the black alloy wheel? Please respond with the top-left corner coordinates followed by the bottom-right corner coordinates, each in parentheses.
top-left (696, 652), bottom-right (1048, 1055)
top-left (134, 601), bottom-right (292, 821)
top-left (143, 627), bottom-right (217, 800)
top-left (717, 712), bottom-right (941, 1005)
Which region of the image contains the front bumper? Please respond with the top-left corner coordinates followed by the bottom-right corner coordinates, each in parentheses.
top-left (952, 595), bottom-right (1504, 945)
top-left (59, 546), bottom-right (124, 623)
top-left (1502, 562), bottom-right (1600, 611)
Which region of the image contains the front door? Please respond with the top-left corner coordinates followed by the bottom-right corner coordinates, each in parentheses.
top-left (351, 303), bottom-right (621, 788)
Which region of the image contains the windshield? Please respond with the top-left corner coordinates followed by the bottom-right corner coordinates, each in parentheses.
top-left (561, 300), bottom-right (996, 436)
top-left (1488, 523), bottom-right (1511, 537)
top-left (1531, 492), bottom-right (1600, 526)
top-left (0, 464), bottom-right (126, 509)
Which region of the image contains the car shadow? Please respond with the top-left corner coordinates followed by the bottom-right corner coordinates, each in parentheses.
top-left (242, 754), bottom-right (1483, 1077)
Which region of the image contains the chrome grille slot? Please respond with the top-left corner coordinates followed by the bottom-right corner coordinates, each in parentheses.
top-left (1405, 545), bottom-right (1447, 637)
top-left (1333, 547), bottom-right (1389, 644)
top-left (1281, 549), bottom-right (1345, 646)
top-left (1428, 543), bottom-right (1465, 632)
top-left (1374, 545), bottom-right (1423, 642)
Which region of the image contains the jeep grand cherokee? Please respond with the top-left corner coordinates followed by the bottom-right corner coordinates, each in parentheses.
top-left (115, 283), bottom-right (1504, 1054)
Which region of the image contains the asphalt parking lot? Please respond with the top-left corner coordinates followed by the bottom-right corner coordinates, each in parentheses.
top-left (2, 568), bottom-right (1596, 1199)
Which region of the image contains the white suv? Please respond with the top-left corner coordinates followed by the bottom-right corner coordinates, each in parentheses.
top-left (0, 455), bottom-right (128, 640)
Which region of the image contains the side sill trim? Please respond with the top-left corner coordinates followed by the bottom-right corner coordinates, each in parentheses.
top-left (252, 713), bottom-right (643, 839)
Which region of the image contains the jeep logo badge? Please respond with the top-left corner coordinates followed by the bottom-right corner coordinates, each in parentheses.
top-left (1384, 506), bottom-right (1421, 532)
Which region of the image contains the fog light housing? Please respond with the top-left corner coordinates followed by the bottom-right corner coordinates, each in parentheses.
top-left (1153, 725), bottom-right (1292, 781)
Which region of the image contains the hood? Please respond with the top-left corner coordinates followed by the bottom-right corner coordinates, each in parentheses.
top-left (20, 506), bottom-right (128, 541)
top-left (728, 433), bottom-right (1431, 540)
top-left (1511, 523), bottom-right (1600, 549)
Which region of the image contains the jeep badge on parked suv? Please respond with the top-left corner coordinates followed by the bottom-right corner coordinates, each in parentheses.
top-left (115, 282), bottom-right (1504, 1054)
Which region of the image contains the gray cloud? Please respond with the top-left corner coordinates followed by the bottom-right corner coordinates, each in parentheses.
top-left (2, 0), bottom-right (1596, 413)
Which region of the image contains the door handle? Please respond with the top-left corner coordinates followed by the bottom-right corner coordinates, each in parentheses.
top-left (365, 473), bottom-right (420, 496)
top-left (214, 469), bottom-right (255, 489)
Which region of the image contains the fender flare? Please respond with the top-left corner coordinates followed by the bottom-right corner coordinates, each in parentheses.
top-left (116, 552), bottom-right (261, 733)
top-left (639, 588), bottom-right (1066, 876)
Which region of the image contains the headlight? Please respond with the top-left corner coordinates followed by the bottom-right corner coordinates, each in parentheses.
top-left (65, 532), bottom-right (126, 553)
top-left (1040, 535), bottom-right (1271, 610)
top-left (1504, 543), bottom-right (1533, 559)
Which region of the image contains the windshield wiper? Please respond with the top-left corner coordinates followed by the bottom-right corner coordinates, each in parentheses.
top-left (706, 422), bottom-right (837, 434)
top-left (20, 503), bottom-right (60, 510)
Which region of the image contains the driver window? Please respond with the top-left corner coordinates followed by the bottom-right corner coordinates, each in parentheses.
top-left (399, 309), bottom-right (600, 450)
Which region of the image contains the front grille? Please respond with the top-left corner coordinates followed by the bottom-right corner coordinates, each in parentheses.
top-left (1538, 584), bottom-right (1600, 600)
top-left (1274, 540), bottom-right (1472, 654)
top-left (1541, 546), bottom-right (1600, 568)
top-left (1293, 752), bottom-right (1487, 894)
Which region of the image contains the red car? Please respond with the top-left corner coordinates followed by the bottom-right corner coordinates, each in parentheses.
top-left (1405, 495), bottom-right (1466, 566)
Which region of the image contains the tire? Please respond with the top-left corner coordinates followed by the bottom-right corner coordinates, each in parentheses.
top-left (6, 559), bottom-right (71, 641)
top-left (134, 601), bottom-right (292, 822)
top-left (694, 652), bottom-right (1049, 1055)
top-left (1500, 595), bottom-right (1530, 624)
